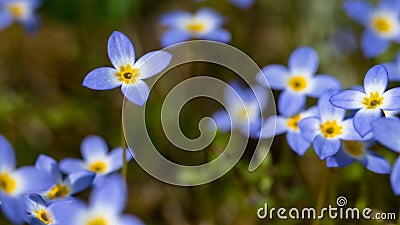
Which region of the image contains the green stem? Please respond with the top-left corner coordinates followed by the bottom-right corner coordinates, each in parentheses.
top-left (121, 121), bottom-right (127, 181)
top-left (312, 169), bottom-right (333, 225)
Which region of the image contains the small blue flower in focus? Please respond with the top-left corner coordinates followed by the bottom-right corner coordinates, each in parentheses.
top-left (159, 8), bottom-right (231, 47)
top-left (299, 93), bottom-right (363, 160)
top-left (260, 106), bottom-right (319, 156)
top-left (330, 65), bottom-right (400, 137)
top-left (0, 0), bottom-right (41, 33)
top-left (372, 118), bottom-right (400, 195)
top-left (51, 174), bottom-right (145, 225)
top-left (212, 82), bottom-right (268, 138)
top-left (35, 155), bottom-right (95, 203)
top-left (0, 135), bottom-right (52, 225)
top-left (382, 51), bottom-right (400, 81)
top-left (59, 135), bottom-right (132, 184)
top-left (343, 0), bottom-right (400, 58)
top-left (326, 140), bottom-right (390, 174)
top-left (25, 193), bottom-right (59, 225)
top-left (257, 46), bottom-right (341, 117)
top-left (83, 31), bottom-right (173, 106)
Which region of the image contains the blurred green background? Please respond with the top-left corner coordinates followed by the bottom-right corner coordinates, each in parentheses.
top-left (0, 0), bottom-right (399, 224)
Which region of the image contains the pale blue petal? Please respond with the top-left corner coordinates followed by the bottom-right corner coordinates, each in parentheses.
top-left (361, 31), bottom-right (390, 58)
top-left (82, 67), bottom-right (121, 90)
top-left (21, 14), bottom-right (39, 34)
top-left (108, 147), bottom-right (133, 173)
top-left (136, 51), bottom-right (172, 79)
top-left (161, 29), bottom-right (191, 47)
top-left (200, 28), bottom-right (231, 43)
top-left (257, 64), bottom-right (289, 90)
top-left (59, 158), bottom-right (86, 174)
top-left (379, 0), bottom-right (400, 13)
top-left (108, 31), bottom-right (136, 69)
top-left (159, 10), bottom-right (192, 26)
top-left (359, 151), bottom-right (391, 174)
top-left (278, 91), bottom-right (306, 117)
top-left (34, 154), bottom-right (62, 182)
top-left (81, 135), bottom-right (109, 161)
top-left (372, 118), bottom-right (400, 152)
top-left (120, 215), bottom-right (146, 225)
top-left (288, 46), bottom-right (319, 76)
top-left (298, 117), bottom-right (321, 142)
top-left (354, 108), bottom-right (382, 137)
top-left (363, 65), bottom-right (388, 94)
top-left (318, 92), bottom-right (346, 121)
top-left (314, 135), bottom-right (341, 160)
top-left (343, 0), bottom-right (373, 25)
top-left (381, 87), bottom-right (400, 110)
top-left (0, 135), bottom-right (16, 172)
top-left (250, 84), bottom-right (269, 110)
top-left (67, 171), bottom-right (95, 195)
top-left (13, 167), bottom-right (53, 194)
top-left (0, 13), bottom-right (13, 30)
top-left (390, 157), bottom-right (400, 195)
top-left (261, 116), bottom-right (287, 138)
top-left (196, 8), bottom-right (225, 27)
top-left (383, 62), bottom-right (400, 82)
top-left (228, 0), bottom-right (255, 9)
top-left (287, 131), bottom-right (311, 156)
top-left (308, 75), bottom-right (342, 97)
top-left (349, 85), bottom-right (364, 92)
top-left (340, 118), bottom-right (363, 140)
top-left (121, 80), bottom-right (150, 106)
top-left (212, 110), bottom-right (231, 132)
top-left (0, 194), bottom-right (25, 225)
top-left (25, 193), bottom-right (46, 213)
top-left (50, 200), bottom-right (85, 225)
top-left (90, 174), bottom-right (126, 214)
top-left (326, 149), bottom-right (355, 167)
top-left (329, 90), bottom-right (365, 110)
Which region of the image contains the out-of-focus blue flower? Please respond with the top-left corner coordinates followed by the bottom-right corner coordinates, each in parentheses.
top-left (372, 118), bottom-right (400, 195)
top-left (330, 65), bottom-right (400, 137)
top-left (383, 52), bottom-right (400, 81)
top-left (35, 155), bottom-right (94, 203)
top-left (212, 82), bottom-right (268, 138)
top-left (0, 135), bottom-right (52, 225)
top-left (83, 31), bottom-right (172, 106)
top-left (299, 93), bottom-right (363, 160)
top-left (0, 0), bottom-right (41, 33)
top-left (51, 174), bottom-right (144, 225)
top-left (228, 0), bottom-right (255, 9)
top-left (257, 46), bottom-right (341, 117)
top-left (59, 135), bottom-right (132, 184)
top-left (343, 0), bottom-right (400, 58)
top-left (260, 106), bottom-right (318, 155)
top-left (25, 193), bottom-right (59, 225)
top-left (326, 140), bottom-right (390, 174)
top-left (159, 8), bottom-right (231, 47)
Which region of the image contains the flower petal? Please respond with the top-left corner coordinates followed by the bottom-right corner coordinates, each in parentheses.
top-left (161, 29), bottom-right (191, 47)
top-left (59, 158), bottom-right (86, 174)
top-left (372, 118), bottom-right (400, 152)
top-left (314, 135), bottom-right (341, 160)
top-left (383, 62), bottom-right (400, 82)
top-left (342, 0), bottom-right (373, 25)
top-left (66, 171), bottom-right (95, 195)
top-left (195, 8), bottom-right (225, 28)
top-left (260, 115), bottom-right (287, 138)
top-left (107, 147), bottom-right (133, 173)
top-left (354, 108), bottom-right (382, 137)
top-left (0, 135), bottom-right (16, 172)
top-left (288, 46), bottom-right (319, 76)
top-left (212, 110), bottom-right (231, 132)
top-left (136, 51), bottom-right (172, 80)
top-left (326, 149), bottom-right (355, 168)
top-left (298, 117), bottom-right (321, 142)
top-left (50, 199), bottom-right (86, 225)
top-left (121, 80), bottom-right (150, 106)
top-left (82, 67), bottom-right (121, 90)
top-left (257, 64), bottom-right (289, 90)
top-left (363, 65), bottom-right (388, 94)
top-left (200, 28), bottom-right (231, 43)
top-left (108, 31), bottom-right (136, 68)
top-left (35, 154), bottom-right (61, 182)
top-left (359, 151), bottom-right (391, 174)
top-left (81, 135), bottom-right (109, 161)
top-left (390, 157), bottom-right (400, 195)
top-left (287, 132), bottom-right (311, 156)
top-left (0, 13), bottom-right (13, 30)
top-left (13, 167), bottom-right (53, 195)
top-left (21, 15), bottom-right (40, 34)
top-left (340, 118), bottom-right (363, 140)
top-left (381, 87), bottom-right (400, 110)
top-left (278, 91), bottom-right (306, 117)
top-left (329, 90), bottom-right (365, 110)
top-left (308, 75), bottom-right (342, 97)
top-left (318, 92), bottom-right (346, 121)
top-left (228, 0), bottom-right (255, 9)
top-left (159, 10), bottom-right (192, 27)
top-left (0, 194), bottom-right (25, 225)
top-left (361, 31), bottom-right (390, 58)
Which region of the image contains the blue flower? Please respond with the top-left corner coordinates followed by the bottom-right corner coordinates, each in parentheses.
top-left (25, 193), bottom-right (59, 225)
top-left (159, 8), bottom-right (231, 47)
top-left (372, 118), bottom-right (400, 195)
top-left (35, 155), bottom-right (95, 203)
top-left (228, 0), bottom-right (255, 9)
top-left (83, 31), bottom-right (173, 106)
top-left (343, 0), bottom-right (400, 58)
top-left (382, 51), bottom-right (400, 81)
top-left (51, 174), bottom-right (144, 225)
top-left (298, 93), bottom-right (363, 160)
top-left (0, 135), bottom-right (52, 225)
top-left (59, 135), bottom-right (132, 184)
top-left (330, 65), bottom-right (400, 137)
top-left (257, 46), bottom-right (341, 117)
top-left (326, 140), bottom-right (390, 174)
top-left (212, 82), bottom-right (268, 138)
top-left (0, 0), bottom-right (41, 33)
top-left (261, 106), bottom-right (319, 155)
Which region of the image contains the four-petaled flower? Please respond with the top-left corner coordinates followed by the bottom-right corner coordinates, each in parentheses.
top-left (159, 8), bottom-right (231, 47)
top-left (83, 31), bottom-right (173, 106)
top-left (25, 193), bottom-right (58, 225)
top-left (330, 65), bottom-right (400, 137)
top-left (0, 0), bottom-right (41, 33)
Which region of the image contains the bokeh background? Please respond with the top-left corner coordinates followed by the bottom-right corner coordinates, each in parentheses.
top-left (0, 0), bottom-right (399, 224)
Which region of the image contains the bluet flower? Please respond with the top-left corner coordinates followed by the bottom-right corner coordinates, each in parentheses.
top-left (159, 8), bottom-right (231, 47)
top-left (83, 31), bottom-right (172, 106)
top-left (0, 0), bottom-right (41, 33)
top-left (330, 65), bottom-right (400, 136)
top-left (25, 193), bottom-right (58, 225)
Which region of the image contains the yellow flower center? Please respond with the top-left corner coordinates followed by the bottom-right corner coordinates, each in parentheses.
top-left (87, 217), bottom-right (107, 225)
top-left (115, 64), bottom-right (140, 85)
top-left (35, 209), bottom-right (53, 225)
top-left (288, 76), bottom-right (307, 92)
top-left (372, 16), bottom-right (393, 35)
top-left (320, 120), bottom-right (343, 139)
top-left (8, 3), bottom-right (27, 19)
top-left (287, 114), bottom-right (301, 131)
top-left (0, 173), bottom-right (16, 194)
top-left (46, 183), bottom-right (70, 200)
top-left (362, 91), bottom-right (384, 109)
top-left (88, 161), bottom-right (107, 173)
top-left (342, 141), bottom-right (364, 157)
top-left (186, 21), bottom-right (206, 34)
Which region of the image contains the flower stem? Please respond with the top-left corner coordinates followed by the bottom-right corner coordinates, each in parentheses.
top-left (312, 168), bottom-right (333, 225)
top-left (121, 121), bottom-right (128, 181)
